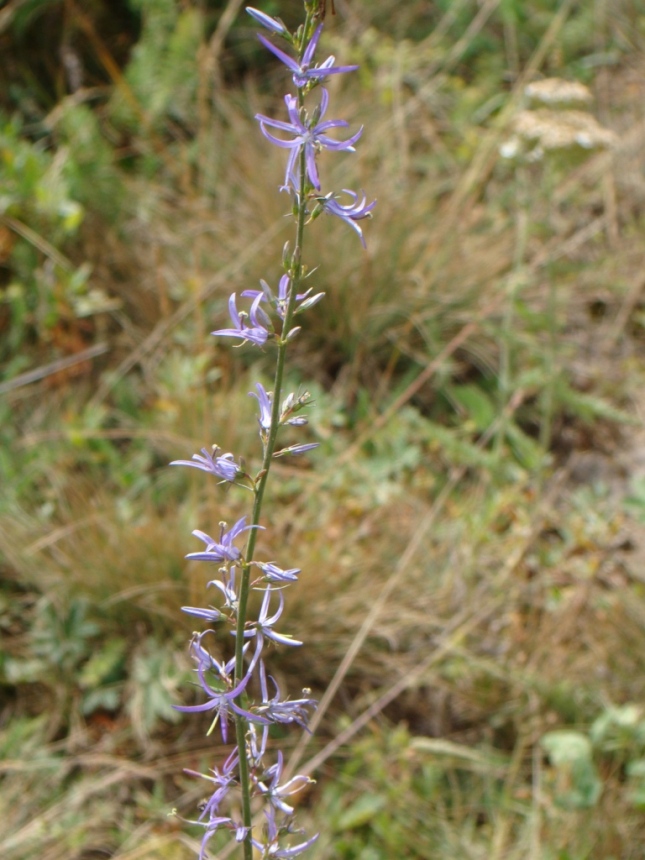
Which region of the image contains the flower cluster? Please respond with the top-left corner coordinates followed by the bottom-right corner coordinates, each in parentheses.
top-left (174, 505), bottom-right (318, 859)
top-left (173, 4), bottom-right (373, 858)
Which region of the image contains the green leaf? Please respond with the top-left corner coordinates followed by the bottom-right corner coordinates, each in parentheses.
top-left (504, 421), bottom-right (544, 470)
top-left (78, 638), bottom-right (127, 690)
top-left (541, 730), bottom-right (593, 765)
top-left (127, 640), bottom-right (189, 740)
top-left (448, 383), bottom-right (496, 432)
top-left (541, 730), bottom-right (602, 809)
top-left (336, 794), bottom-right (388, 831)
top-left (554, 379), bottom-right (637, 426)
top-left (82, 685), bottom-right (122, 715)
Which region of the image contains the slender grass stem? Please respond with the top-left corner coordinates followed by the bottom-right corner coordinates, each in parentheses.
top-left (497, 163), bottom-right (529, 462)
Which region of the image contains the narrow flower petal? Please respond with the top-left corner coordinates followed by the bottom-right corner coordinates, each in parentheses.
top-left (257, 33), bottom-right (299, 72)
top-left (273, 443), bottom-right (319, 457)
top-left (181, 606), bottom-right (224, 623)
top-left (246, 6), bottom-right (287, 35)
top-left (250, 383), bottom-right (273, 431)
top-left (245, 587), bottom-right (304, 647)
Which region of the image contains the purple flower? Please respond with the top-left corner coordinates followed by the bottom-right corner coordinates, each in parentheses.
top-left (184, 811), bottom-right (248, 860)
top-left (174, 635), bottom-right (265, 743)
top-left (256, 661), bottom-right (316, 730)
top-left (250, 382), bottom-right (273, 431)
top-left (256, 561), bottom-right (301, 583)
top-left (257, 23), bottom-right (357, 88)
top-left (184, 747), bottom-right (240, 821)
top-left (248, 720), bottom-right (269, 765)
top-left (189, 632), bottom-right (238, 678)
top-left (316, 189), bottom-right (376, 247)
top-left (178, 763), bottom-right (246, 860)
top-left (246, 6), bottom-right (288, 36)
top-left (170, 446), bottom-right (240, 482)
top-left (212, 292), bottom-right (270, 346)
top-left (242, 274), bottom-right (324, 321)
top-left (256, 89), bottom-right (362, 191)
top-left (252, 808), bottom-right (319, 859)
top-left (255, 751), bottom-right (313, 816)
top-left (209, 566), bottom-right (238, 611)
top-left (196, 816), bottom-right (234, 860)
top-left (186, 517), bottom-right (261, 565)
top-left (239, 586), bottom-right (302, 648)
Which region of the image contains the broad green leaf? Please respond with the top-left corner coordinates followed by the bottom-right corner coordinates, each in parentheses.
top-left (336, 793), bottom-right (387, 831)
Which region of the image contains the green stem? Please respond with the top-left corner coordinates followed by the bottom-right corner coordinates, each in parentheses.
top-left (233, 81), bottom-right (310, 858)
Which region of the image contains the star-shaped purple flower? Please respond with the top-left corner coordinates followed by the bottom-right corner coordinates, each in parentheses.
top-left (174, 635), bottom-right (266, 744)
top-left (254, 751), bottom-right (313, 816)
top-left (209, 565), bottom-right (238, 611)
top-left (251, 808), bottom-right (319, 859)
top-left (184, 747), bottom-right (239, 821)
top-left (186, 517), bottom-right (261, 565)
top-left (212, 292), bottom-right (270, 346)
top-left (256, 660), bottom-right (316, 730)
top-left (317, 188), bottom-right (376, 247)
top-left (257, 23), bottom-right (357, 88)
top-left (239, 586), bottom-right (303, 648)
top-left (170, 445), bottom-right (240, 482)
top-left (242, 274), bottom-right (324, 321)
top-left (255, 88), bottom-right (362, 191)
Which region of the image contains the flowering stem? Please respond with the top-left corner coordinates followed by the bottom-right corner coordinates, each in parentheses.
top-left (175, 7), bottom-right (371, 855)
top-left (233, 119), bottom-right (309, 858)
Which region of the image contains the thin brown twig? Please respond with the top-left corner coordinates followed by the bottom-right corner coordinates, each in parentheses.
top-left (0, 214), bottom-right (75, 273)
top-left (206, 0), bottom-right (246, 86)
top-left (0, 342), bottom-right (109, 395)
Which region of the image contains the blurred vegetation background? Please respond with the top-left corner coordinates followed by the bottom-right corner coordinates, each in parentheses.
top-left (2, 0), bottom-right (645, 857)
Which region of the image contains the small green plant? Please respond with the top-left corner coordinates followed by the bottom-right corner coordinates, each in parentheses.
top-left (540, 730), bottom-right (602, 809)
top-left (0, 110), bottom-right (120, 376)
top-left (127, 638), bottom-right (189, 743)
top-left (541, 705), bottom-right (645, 813)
